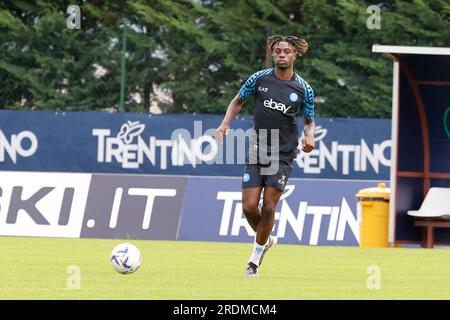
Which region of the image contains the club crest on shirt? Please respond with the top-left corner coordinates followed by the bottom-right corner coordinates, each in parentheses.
top-left (289, 92), bottom-right (298, 102)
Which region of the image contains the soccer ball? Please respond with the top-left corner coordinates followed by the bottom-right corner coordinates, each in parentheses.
top-left (110, 243), bottom-right (142, 274)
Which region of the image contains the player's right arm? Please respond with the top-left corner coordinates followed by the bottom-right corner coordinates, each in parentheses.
top-left (216, 94), bottom-right (244, 141)
top-left (216, 69), bottom-right (271, 141)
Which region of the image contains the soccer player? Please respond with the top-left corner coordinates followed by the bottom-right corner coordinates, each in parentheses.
top-left (216, 35), bottom-right (316, 277)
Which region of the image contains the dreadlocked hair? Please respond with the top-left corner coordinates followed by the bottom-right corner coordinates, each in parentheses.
top-left (267, 35), bottom-right (309, 56)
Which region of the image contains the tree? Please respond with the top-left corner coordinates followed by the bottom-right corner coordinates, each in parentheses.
top-left (0, 0), bottom-right (448, 118)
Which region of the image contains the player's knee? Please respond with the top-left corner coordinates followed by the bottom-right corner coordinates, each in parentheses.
top-left (261, 205), bottom-right (276, 217)
top-left (243, 203), bottom-right (259, 216)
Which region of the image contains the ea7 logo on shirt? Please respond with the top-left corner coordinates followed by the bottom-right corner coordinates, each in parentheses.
top-left (263, 99), bottom-right (292, 114)
top-left (258, 86), bottom-right (268, 92)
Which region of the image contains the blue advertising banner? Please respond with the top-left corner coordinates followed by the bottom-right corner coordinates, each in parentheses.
top-left (0, 110), bottom-right (391, 179)
top-left (178, 176), bottom-right (388, 246)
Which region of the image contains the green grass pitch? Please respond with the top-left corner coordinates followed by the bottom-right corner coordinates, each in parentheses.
top-left (1, 236), bottom-right (449, 299)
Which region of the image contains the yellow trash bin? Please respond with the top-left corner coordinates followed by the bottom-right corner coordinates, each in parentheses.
top-left (356, 183), bottom-right (390, 248)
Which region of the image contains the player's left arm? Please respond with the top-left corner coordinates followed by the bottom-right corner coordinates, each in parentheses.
top-left (301, 81), bottom-right (315, 153)
top-left (302, 118), bottom-right (315, 153)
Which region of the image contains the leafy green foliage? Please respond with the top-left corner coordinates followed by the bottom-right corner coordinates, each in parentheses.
top-left (0, 0), bottom-right (448, 117)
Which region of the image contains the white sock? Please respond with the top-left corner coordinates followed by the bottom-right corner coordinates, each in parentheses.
top-left (248, 237), bottom-right (270, 266)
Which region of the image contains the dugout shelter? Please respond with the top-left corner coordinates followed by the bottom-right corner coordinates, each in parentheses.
top-left (373, 45), bottom-right (450, 247)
